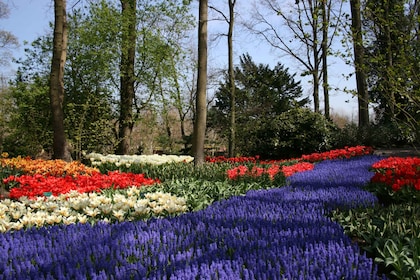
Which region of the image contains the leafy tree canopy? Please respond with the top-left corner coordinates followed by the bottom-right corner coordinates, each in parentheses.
top-left (2, 0), bottom-right (195, 157)
top-left (363, 0), bottom-right (420, 143)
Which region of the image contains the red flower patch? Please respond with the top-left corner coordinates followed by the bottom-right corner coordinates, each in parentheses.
top-left (226, 162), bottom-right (314, 181)
top-left (370, 157), bottom-right (420, 192)
top-left (4, 171), bottom-right (160, 199)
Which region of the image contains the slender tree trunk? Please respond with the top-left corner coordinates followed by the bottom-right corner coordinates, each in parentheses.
top-left (117, 0), bottom-right (137, 155)
top-left (192, 0), bottom-right (208, 166)
top-left (312, 68), bottom-right (320, 113)
top-left (228, 0), bottom-right (236, 157)
top-left (350, 0), bottom-right (369, 127)
top-left (312, 7), bottom-right (320, 113)
top-left (175, 78), bottom-right (187, 145)
top-left (321, 0), bottom-right (329, 119)
top-left (167, 53), bottom-right (189, 151)
top-left (50, 0), bottom-right (71, 161)
top-left (175, 77), bottom-right (187, 142)
top-left (160, 79), bottom-right (173, 152)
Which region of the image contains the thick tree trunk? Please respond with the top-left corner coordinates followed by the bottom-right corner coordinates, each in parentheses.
top-left (50, 0), bottom-right (71, 161)
top-left (350, 0), bottom-right (369, 127)
top-left (117, 0), bottom-right (136, 155)
top-left (192, 0), bottom-right (208, 166)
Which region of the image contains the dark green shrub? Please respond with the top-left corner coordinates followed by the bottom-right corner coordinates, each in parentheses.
top-left (332, 120), bottom-right (419, 149)
top-left (333, 123), bottom-right (363, 148)
top-left (242, 107), bottom-right (336, 159)
top-left (365, 121), bottom-right (417, 148)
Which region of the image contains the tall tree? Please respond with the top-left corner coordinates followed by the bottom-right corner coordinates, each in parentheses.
top-left (114, 0), bottom-right (194, 154)
top-left (65, 7), bottom-right (118, 157)
top-left (349, 0), bottom-right (369, 127)
top-left (364, 0), bottom-right (419, 119)
top-left (50, 0), bottom-right (71, 161)
top-left (170, 50), bottom-right (196, 151)
top-left (192, 0), bottom-right (208, 166)
top-left (362, 0), bottom-right (420, 142)
top-left (7, 5), bottom-right (119, 158)
top-left (227, 0), bottom-right (236, 157)
top-left (156, 44), bottom-right (196, 154)
top-left (248, 0), bottom-right (344, 115)
top-left (210, 0), bottom-right (237, 157)
top-left (320, 0), bottom-right (329, 119)
top-left (4, 35), bottom-right (54, 157)
top-left (117, 0), bottom-right (137, 155)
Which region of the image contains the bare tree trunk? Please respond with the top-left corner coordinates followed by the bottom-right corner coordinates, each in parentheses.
top-left (209, 1), bottom-right (236, 157)
top-left (175, 78), bottom-right (188, 147)
top-left (321, 0), bottom-right (330, 119)
top-left (50, 0), bottom-right (71, 161)
top-left (160, 80), bottom-right (173, 152)
top-left (192, 0), bottom-right (208, 166)
top-left (167, 52), bottom-right (191, 153)
top-left (350, 0), bottom-right (369, 127)
top-left (312, 4), bottom-right (320, 113)
top-left (312, 67), bottom-right (320, 113)
top-left (228, 0), bottom-right (236, 158)
top-left (117, 0), bottom-right (137, 155)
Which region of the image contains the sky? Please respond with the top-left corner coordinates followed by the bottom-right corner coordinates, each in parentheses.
top-left (1, 0), bottom-right (359, 119)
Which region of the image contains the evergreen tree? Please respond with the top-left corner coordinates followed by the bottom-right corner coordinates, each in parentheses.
top-left (209, 54), bottom-right (309, 157)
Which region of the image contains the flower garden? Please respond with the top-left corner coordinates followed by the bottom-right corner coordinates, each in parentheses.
top-left (0, 146), bottom-right (419, 279)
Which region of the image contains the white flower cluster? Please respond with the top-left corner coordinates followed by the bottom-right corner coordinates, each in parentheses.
top-left (86, 153), bottom-right (194, 167)
top-left (0, 188), bottom-right (188, 232)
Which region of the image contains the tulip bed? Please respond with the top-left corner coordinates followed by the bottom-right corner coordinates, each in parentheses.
top-left (333, 155), bottom-right (420, 279)
top-left (87, 153), bottom-right (194, 167)
top-left (0, 146), bottom-right (417, 279)
top-left (366, 156), bottom-right (420, 204)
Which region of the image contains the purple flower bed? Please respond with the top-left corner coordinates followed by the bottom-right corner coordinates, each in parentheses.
top-left (0, 156), bottom-right (387, 279)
